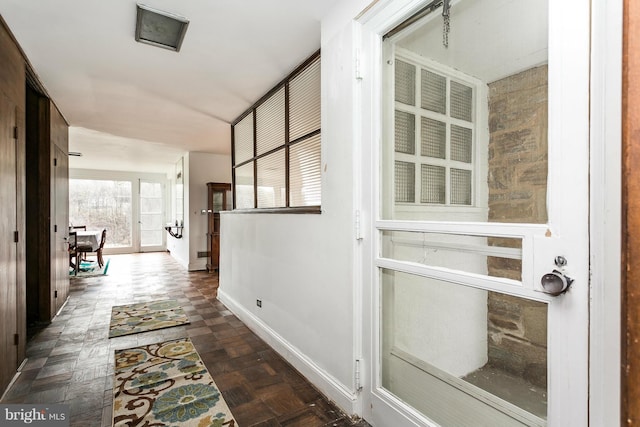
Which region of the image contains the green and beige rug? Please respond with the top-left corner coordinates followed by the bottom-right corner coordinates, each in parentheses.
top-left (109, 299), bottom-right (190, 338)
top-left (70, 258), bottom-right (110, 277)
top-left (113, 337), bottom-right (237, 427)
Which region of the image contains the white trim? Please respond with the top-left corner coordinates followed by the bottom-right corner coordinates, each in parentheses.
top-left (187, 260), bottom-right (207, 271)
top-left (217, 290), bottom-right (360, 415)
top-left (376, 257), bottom-right (551, 302)
top-left (352, 20), bottom-right (366, 416)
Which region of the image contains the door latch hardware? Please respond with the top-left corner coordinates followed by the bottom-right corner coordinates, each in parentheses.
top-left (541, 256), bottom-right (573, 296)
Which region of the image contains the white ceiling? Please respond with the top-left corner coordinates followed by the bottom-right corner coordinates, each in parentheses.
top-left (0, 0), bottom-right (340, 173)
top-left (396, 0), bottom-right (547, 84)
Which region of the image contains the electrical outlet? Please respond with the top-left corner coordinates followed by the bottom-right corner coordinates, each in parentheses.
top-left (256, 299), bottom-right (262, 308)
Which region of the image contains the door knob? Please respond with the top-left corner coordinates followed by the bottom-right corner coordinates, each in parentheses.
top-left (540, 256), bottom-right (573, 296)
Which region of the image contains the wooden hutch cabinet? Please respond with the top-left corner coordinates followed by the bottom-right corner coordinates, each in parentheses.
top-left (206, 182), bottom-right (231, 272)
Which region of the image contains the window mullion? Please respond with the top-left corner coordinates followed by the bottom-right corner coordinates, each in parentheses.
top-left (252, 108), bottom-right (258, 209)
top-left (285, 82), bottom-right (290, 208)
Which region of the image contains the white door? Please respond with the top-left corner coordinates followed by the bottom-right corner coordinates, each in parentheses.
top-left (138, 180), bottom-right (165, 252)
top-left (359, 0), bottom-right (589, 426)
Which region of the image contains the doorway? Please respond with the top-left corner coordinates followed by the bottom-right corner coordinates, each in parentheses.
top-left (359, 0), bottom-right (590, 425)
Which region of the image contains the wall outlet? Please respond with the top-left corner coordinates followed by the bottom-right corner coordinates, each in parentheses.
top-left (256, 299), bottom-right (262, 308)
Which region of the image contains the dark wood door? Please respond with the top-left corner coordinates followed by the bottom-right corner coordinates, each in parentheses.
top-left (206, 183), bottom-right (230, 272)
top-left (0, 93), bottom-right (19, 392)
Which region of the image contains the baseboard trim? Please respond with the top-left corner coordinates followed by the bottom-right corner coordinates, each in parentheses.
top-left (218, 290), bottom-right (360, 415)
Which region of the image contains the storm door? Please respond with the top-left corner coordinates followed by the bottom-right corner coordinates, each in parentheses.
top-left (361, 0), bottom-right (590, 425)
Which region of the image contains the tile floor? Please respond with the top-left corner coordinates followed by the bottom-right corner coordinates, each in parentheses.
top-left (0, 252), bottom-right (370, 427)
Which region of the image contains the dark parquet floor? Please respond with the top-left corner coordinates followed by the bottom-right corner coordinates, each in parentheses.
top-left (1, 252), bottom-right (370, 427)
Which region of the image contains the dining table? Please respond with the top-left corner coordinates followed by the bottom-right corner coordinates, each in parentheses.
top-left (75, 230), bottom-right (102, 251)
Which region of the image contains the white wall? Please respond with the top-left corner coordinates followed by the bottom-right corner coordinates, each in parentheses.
top-left (188, 152), bottom-right (232, 270)
top-left (218, 0), bottom-right (372, 414)
top-left (167, 152), bottom-right (232, 270)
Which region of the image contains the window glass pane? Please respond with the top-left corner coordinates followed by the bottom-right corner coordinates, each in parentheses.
top-left (69, 179), bottom-right (132, 248)
top-left (420, 164), bottom-right (445, 204)
top-left (421, 117), bottom-right (446, 159)
top-left (140, 181), bottom-right (163, 247)
top-left (451, 168), bottom-right (472, 205)
top-left (450, 80), bottom-right (473, 122)
top-left (451, 125), bottom-right (473, 163)
top-left (231, 53), bottom-right (321, 211)
top-left (290, 134), bottom-right (321, 207)
top-left (257, 150), bottom-right (286, 208)
top-left (256, 87), bottom-right (285, 155)
top-left (421, 69), bottom-right (446, 114)
top-left (395, 59), bottom-right (416, 105)
top-left (234, 112), bottom-right (254, 164)
top-left (381, 231), bottom-right (522, 280)
top-left (395, 111), bottom-right (415, 154)
top-left (290, 57), bottom-right (321, 141)
top-left (395, 161), bottom-right (415, 203)
top-left (235, 162), bottom-right (254, 209)
top-left (381, 269), bottom-right (547, 423)
top-left (383, 0), bottom-right (548, 223)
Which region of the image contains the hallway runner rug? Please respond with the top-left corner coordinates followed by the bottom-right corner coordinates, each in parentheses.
top-left (109, 299), bottom-right (190, 338)
top-left (113, 337), bottom-right (237, 427)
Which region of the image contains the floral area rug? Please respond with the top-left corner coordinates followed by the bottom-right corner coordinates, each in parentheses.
top-left (109, 299), bottom-right (190, 338)
top-left (113, 337), bottom-right (237, 427)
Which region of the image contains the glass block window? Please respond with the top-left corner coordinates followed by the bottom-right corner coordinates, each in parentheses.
top-left (421, 165), bottom-right (446, 203)
top-left (395, 161), bottom-right (416, 203)
top-left (421, 69), bottom-right (446, 114)
top-left (232, 53), bottom-right (321, 211)
top-left (451, 125), bottom-right (472, 163)
top-left (395, 111), bottom-right (416, 154)
top-left (450, 168), bottom-right (472, 205)
top-left (421, 117), bottom-right (446, 159)
top-left (395, 60), bottom-right (416, 106)
top-left (450, 80), bottom-right (473, 122)
top-left (393, 55), bottom-right (476, 206)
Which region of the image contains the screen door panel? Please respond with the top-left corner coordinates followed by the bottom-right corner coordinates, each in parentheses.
top-left (378, 0), bottom-right (552, 425)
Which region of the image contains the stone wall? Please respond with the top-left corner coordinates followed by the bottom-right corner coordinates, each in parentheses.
top-left (486, 65), bottom-right (548, 388)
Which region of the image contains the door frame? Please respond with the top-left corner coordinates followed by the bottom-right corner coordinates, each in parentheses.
top-left (622, 0), bottom-right (639, 423)
top-left (356, 0), bottom-right (592, 425)
top-left (68, 169), bottom-right (168, 254)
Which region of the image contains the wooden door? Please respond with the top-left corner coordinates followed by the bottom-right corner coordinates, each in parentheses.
top-left (15, 105), bottom-right (26, 364)
top-left (53, 145), bottom-right (68, 314)
top-left (0, 93), bottom-right (19, 392)
top-left (207, 182), bottom-right (231, 272)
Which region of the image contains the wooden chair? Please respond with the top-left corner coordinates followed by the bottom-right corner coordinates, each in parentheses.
top-left (68, 231), bottom-right (80, 275)
top-left (78, 229), bottom-right (107, 268)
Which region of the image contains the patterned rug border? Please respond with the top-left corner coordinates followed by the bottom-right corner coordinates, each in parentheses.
top-left (109, 299), bottom-right (190, 338)
top-left (113, 337), bottom-right (237, 427)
